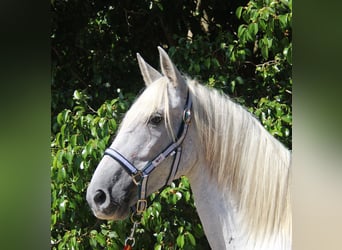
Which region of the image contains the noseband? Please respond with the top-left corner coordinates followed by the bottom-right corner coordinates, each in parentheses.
top-left (103, 91), bottom-right (192, 215)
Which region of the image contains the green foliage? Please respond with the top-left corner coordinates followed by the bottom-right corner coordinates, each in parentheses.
top-left (51, 90), bottom-right (132, 249)
top-left (235, 0), bottom-right (292, 147)
top-left (51, 90), bottom-right (209, 249)
top-left (169, 0), bottom-right (292, 147)
top-left (52, 0), bottom-right (291, 249)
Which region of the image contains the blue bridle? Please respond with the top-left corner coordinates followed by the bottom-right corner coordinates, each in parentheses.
top-left (103, 91), bottom-right (192, 214)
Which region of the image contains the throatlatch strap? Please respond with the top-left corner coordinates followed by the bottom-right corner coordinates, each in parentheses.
top-left (166, 147), bottom-right (182, 185)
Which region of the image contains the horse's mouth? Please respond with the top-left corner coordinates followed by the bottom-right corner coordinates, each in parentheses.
top-left (91, 203), bottom-right (130, 221)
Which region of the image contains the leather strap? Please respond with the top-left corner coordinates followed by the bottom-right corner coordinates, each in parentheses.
top-left (104, 90), bottom-right (192, 214)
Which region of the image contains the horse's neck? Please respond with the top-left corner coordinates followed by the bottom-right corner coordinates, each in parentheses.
top-left (188, 162), bottom-right (289, 250)
top-left (188, 163), bottom-right (241, 250)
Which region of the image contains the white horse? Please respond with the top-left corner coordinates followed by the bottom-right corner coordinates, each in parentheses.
top-left (86, 47), bottom-right (291, 250)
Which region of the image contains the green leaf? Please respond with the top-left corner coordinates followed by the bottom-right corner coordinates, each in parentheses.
top-left (176, 234), bottom-right (185, 248)
top-left (70, 134), bottom-right (77, 147)
top-left (184, 191), bottom-right (191, 201)
top-left (98, 117), bottom-right (106, 128)
top-left (260, 7), bottom-right (270, 21)
top-left (95, 233), bottom-right (106, 247)
top-left (284, 44), bottom-right (292, 64)
top-left (57, 112), bottom-right (63, 125)
top-left (156, 231), bottom-right (164, 242)
top-left (59, 199), bottom-right (67, 214)
top-left (64, 110), bottom-right (71, 122)
top-left (89, 237), bottom-right (97, 248)
top-left (261, 45), bottom-right (269, 59)
top-left (60, 124), bottom-right (67, 139)
top-left (212, 58), bottom-right (220, 67)
top-left (259, 19), bottom-right (267, 31)
top-left (237, 25), bottom-right (246, 39)
top-left (266, 37), bottom-right (273, 48)
top-left (248, 23), bottom-right (258, 38)
top-left (90, 126), bottom-right (97, 137)
top-left (250, 9), bottom-right (259, 22)
top-left (57, 166), bottom-right (66, 181)
top-left (237, 25), bottom-right (247, 44)
top-left (55, 133), bottom-right (63, 148)
top-left (187, 232), bottom-right (196, 246)
top-left (154, 244), bottom-right (162, 250)
top-left (194, 63), bottom-right (200, 73)
top-left (64, 151), bottom-right (73, 164)
top-left (236, 6), bottom-right (243, 19)
top-left (281, 114), bottom-right (292, 123)
top-left (204, 58), bottom-right (211, 69)
top-left (278, 14), bottom-right (288, 29)
top-left (235, 76), bottom-right (244, 85)
top-left (73, 90), bottom-right (81, 100)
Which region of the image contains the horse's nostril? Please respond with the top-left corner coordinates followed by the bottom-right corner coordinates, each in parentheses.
top-left (94, 189), bottom-right (107, 205)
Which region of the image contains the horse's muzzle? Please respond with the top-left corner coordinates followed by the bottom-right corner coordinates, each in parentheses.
top-left (86, 187), bottom-right (131, 220)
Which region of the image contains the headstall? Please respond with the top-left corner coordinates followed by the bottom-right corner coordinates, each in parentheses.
top-left (103, 90), bottom-right (192, 249)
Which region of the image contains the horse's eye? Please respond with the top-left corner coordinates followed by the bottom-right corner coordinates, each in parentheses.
top-left (149, 113), bottom-right (163, 125)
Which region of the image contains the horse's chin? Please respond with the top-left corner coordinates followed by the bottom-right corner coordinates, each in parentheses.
top-left (92, 206), bottom-right (130, 221)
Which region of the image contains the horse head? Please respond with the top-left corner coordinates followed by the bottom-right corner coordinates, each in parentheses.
top-left (86, 47), bottom-right (197, 220)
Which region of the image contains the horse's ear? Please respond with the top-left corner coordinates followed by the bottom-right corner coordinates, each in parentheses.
top-left (158, 46), bottom-right (185, 89)
top-left (137, 53), bottom-right (162, 86)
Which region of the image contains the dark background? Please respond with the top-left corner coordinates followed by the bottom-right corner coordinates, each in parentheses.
top-left (0, 0), bottom-right (341, 249)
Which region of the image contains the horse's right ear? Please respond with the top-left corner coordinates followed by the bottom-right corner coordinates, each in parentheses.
top-left (137, 53), bottom-right (162, 86)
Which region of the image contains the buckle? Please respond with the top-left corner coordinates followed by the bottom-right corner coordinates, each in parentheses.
top-left (136, 199), bottom-right (147, 213)
top-left (132, 172), bottom-right (143, 186)
top-left (183, 108), bottom-right (191, 124)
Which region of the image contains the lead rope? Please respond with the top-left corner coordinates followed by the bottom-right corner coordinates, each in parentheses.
top-left (123, 213), bottom-right (141, 250)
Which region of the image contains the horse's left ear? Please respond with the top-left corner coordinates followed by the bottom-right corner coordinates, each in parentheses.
top-left (158, 46), bottom-right (186, 89)
top-left (137, 53), bottom-right (162, 86)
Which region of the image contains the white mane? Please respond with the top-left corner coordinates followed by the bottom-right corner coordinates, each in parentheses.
top-left (187, 79), bottom-right (291, 247)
